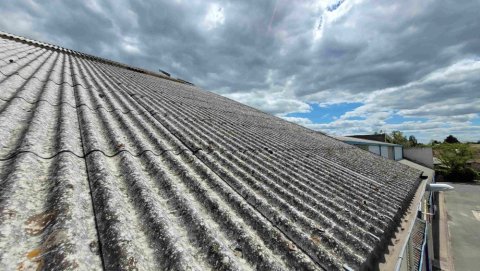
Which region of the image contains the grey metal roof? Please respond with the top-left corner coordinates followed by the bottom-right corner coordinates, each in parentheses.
top-left (0, 32), bottom-right (422, 270)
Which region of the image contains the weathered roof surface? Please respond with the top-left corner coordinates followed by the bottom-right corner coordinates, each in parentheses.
top-left (399, 160), bottom-right (434, 181)
top-left (0, 31), bottom-right (422, 270)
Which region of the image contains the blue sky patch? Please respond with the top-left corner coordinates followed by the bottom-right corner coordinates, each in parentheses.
top-left (286, 102), bottom-right (363, 123)
top-left (472, 117), bottom-right (480, 125)
top-left (386, 114), bottom-right (429, 124)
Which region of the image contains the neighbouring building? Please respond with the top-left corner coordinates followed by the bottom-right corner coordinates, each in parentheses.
top-left (349, 133), bottom-right (388, 143)
top-left (403, 147), bottom-right (435, 169)
top-left (334, 135), bottom-right (404, 161)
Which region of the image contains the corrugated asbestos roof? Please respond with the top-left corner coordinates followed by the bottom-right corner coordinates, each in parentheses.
top-left (0, 31), bottom-right (422, 270)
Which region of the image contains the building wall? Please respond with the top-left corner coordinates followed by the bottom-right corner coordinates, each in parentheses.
top-left (355, 144), bottom-right (402, 161)
top-left (381, 146), bottom-right (389, 158)
top-left (394, 146), bottom-right (403, 161)
top-left (368, 145), bottom-right (381, 155)
top-left (404, 147), bottom-right (434, 169)
top-left (388, 146), bottom-right (395, 159)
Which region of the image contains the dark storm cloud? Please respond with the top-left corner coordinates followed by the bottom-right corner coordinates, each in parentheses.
top-left (0, 0), bottom-right (479, 141)
top-left (292, 1), bottom-right (480, 96)
top-left (2, 0), bottom-right (478, 96)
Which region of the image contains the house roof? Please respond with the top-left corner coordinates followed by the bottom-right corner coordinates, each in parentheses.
top-left (349, 134), bottom-right (387, 143)
top-left (333, 136), bottom-right (402, 147)
top-left (0, 31), bottom-right (421, 270)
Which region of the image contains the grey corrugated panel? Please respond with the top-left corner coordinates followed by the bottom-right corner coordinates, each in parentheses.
top-left (0, 98), bottom-right (83, 159)
top-left (0, 53), bottom-right (83, 159)
top-left (0, 33), bottom-right (422, 270)
top-left (85, 53), bottom-right (420, 266)
top-left (82, 52), bottom-right (420, 267)
top-left (0, 39), bottom-right (322, 270)
top-left (86, 65), bottom-right (356, 152)
top-left (108, 75), bottom-right (412, 189)
top-left (0, 152), bottom-right (102, 270)
top-left (0, 43), bottom-right (40, 62)
top-left (68, 61), bottom-right (336, 268)
top-left (0, 31), bottom-right (189, 85)
top-left (83, 150), bottom-right (321, 270)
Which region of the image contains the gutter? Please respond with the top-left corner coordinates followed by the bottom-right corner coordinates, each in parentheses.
top-left (418, 217), bottom-right (429, 271)
top-left (418, 183), bottom-right (435, 271)
top-left (394, 181), bottom-right (426, 271)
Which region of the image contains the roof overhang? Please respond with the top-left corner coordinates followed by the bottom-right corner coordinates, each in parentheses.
top-left (378, 160), bottom-right (433, 270)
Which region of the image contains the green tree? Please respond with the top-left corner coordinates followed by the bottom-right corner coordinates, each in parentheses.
top-left (435, 143), bottom-right (476, 181)
top-left (408, 135), bottom-right (418, 147)
top-left (444, 135), bottom-right (459, 144)
top-left (429, 140), bottom-right (441, 146)
top-left (436, 143), bottom-right (471, 170)
top-left (387, 130), bottom-right (408, 145)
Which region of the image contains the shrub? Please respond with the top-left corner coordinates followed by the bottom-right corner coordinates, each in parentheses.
top-left (446, 168), bottom-right (477, 182)
top-left (434, 143), bottom-right (476, 182)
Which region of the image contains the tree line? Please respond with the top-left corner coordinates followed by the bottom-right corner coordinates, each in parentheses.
top-left (376, 130), bottom-right (465, 147)
top-left (377, 130), bottom-right (478, 182)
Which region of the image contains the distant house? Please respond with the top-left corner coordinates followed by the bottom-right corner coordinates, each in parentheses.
top-left (404, 147), bottom-right (435, 169)
top-left (349, 133), bottom-right (387, 143)
top-left (334, 135), bottom-right (403, 161)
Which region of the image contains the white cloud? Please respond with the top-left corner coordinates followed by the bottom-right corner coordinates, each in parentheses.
top-left (224, 70), bottom-right (311, 116)
top-left (1, 0), bottom-right (478, 142)
top-left (281, 116), bottom-right (313, 125)
top-left (203, 3), bottom-right (225, 30)
top-left (295, 58), bottom-right (480, 142)
top-left (121, 36), bottom-right (141, 54)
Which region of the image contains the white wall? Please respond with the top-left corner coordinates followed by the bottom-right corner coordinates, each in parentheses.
top-left (381, 146), bottom-right (389, 158)
top-left (394, 146), bottom-right (403, 161)
top-left (368, 145), bottom-right (381, 155)
top-left (404, 147), bottom-right (434, 168)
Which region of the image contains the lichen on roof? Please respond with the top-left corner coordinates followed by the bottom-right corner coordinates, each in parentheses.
top-left (0, 32), bottom-right (421, 270)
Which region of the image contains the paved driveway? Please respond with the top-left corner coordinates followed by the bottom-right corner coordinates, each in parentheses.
top-left (443, 182), bottom-right (480, 271)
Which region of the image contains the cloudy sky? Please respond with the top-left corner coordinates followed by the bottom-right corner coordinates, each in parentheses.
top-left (1, 0), bottom-right (479, 142)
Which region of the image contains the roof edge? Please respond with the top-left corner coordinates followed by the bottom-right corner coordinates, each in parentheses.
top-left (0, 31), bottom-right (194, 86)
top-left (376, 173), bottom-right (426, 270)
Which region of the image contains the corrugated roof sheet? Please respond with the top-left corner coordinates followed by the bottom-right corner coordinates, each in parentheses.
top-left (0, 31), bottom-right (422, 270)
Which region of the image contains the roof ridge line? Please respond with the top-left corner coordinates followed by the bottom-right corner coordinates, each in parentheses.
top-left (0, 31), bottom-right (194, 86)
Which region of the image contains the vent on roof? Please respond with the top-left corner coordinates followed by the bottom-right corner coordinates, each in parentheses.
top-left (175, 78), bottom-right (195, 86)
top-left (158, 69), bottom-right (171, 77)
